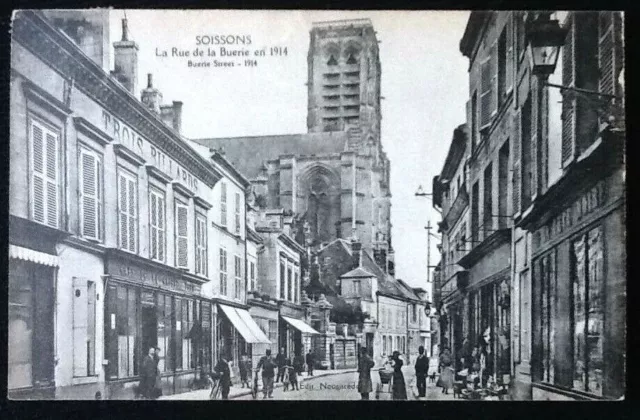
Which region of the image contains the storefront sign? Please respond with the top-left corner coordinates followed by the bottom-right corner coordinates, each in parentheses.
top-left (101, 110), bottom-right (200, 193)
top-left (107, 257), bottom-right (202, 296)
top-left (534, 180), bottom-right (607, 250)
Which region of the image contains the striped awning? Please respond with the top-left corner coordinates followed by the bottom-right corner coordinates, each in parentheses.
top-left (219, 304), bottom-right (271, 344)
top-left (9, 245), bottom-right (59, 267)
top-left (281, 316), bottom-right (321, 335)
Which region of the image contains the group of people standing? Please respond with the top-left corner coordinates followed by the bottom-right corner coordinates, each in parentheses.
top-left (356, 347), bottom-right (409, 400)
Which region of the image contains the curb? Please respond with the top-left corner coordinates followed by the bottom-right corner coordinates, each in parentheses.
top-left (229, 369), bottom-right (358, 399)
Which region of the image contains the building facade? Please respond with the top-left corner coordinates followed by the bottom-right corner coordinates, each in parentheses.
top-left (9, 11), bottom-right (226, 399)
top-left (511, 11), bottom-right (625, 400)
top-left (432, 11), bottom-right (625, 400)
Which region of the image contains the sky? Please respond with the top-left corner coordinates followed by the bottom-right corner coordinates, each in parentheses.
top-left (109, 9), bottom-right (471, 294)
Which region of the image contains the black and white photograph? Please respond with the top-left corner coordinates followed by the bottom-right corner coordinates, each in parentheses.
top-left (7, 9), bottom-right (626, 401)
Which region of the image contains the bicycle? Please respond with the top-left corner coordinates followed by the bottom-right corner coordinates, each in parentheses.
top-left (251, 368), bottom-right (260, 400)
top-left (209, 373), bottom-right (222, 400)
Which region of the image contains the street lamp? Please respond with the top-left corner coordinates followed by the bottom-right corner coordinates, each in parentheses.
top-left (526, 13), bottom-right (567, 76)
top-left (414, 184), bottom-right (432, 197)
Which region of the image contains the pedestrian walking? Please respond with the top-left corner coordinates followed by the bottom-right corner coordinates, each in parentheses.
top-left (257, 349), bottom-right (276, 399)
top-left (306, 349), bottom-right (315, 376)
top-left (357, 347), bottom-right (375, 400)
top-left (391, 351), bottom-right (407, 400)
top-left (294, 352), bottom-right (305, 376)
top-left (414, 345), bottom-right (429, 398)
top-left (239, 352), bottom-right (251, 388)
top-left (286, 358), bottom-right (299, 391)
top-left (213, 355), bottom-right (232, 400)
top-left (139, 347), bottom-right (157, 399)
top-left (439, 347), bottom-right (454, 394)
top-left (153, 347), bottom-right (162, 398)
top-left (276, 347), bottom-right (287, 383)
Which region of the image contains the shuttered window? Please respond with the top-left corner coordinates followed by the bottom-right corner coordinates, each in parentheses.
top-left (234, 192), bottom-right (241, 235)
top-left (249, 261), bottom-right (256, 291)
top-left (30, 119), bottom-right (59, 228)
top-left (118, 170), bottom-right (137, 253)
top-left (195, 214), bottom-right (207, 276)
top-left (480, 56), bottom-right (493, 129)
top-left (175, 201), bottom-right (189, 268)
top-left (79, 147), bottom-right (103, 241)
top-left (220, 182), bottom-right (227, 227)
top-left (149, 189), bottom-right (166, 262)
top-left (512, 111), bottom-right (522, 215)
top-left (234, 256), bottom-right (242, 299)
top-left (72, 278), bottom-right (96, 377)
top-left (219, 248), bottom-right (228, 295)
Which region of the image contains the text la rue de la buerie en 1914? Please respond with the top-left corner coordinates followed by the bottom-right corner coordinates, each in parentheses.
top-left (155, 34), bottom-right (289, 69)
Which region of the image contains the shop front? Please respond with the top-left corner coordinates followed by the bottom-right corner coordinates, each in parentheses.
top-left (8, 216), bottom-right (65, 400)
top-left (216, 302), bottom-right (271, 380)
top-left (457, 229), bottom-right (512, 387)
top-left (520, 135), bottom-right (625, 400)
top-left (103, 249), bottom-right (211, 399)
top-left (279, 302), bottom-right (319, 362)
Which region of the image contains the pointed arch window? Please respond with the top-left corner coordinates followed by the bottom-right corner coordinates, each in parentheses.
top-left (327, 55), bottom-right (338, 66)
top-left (346, 53), bottom-right (358, 65)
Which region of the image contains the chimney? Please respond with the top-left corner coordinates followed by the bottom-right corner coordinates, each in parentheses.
top-left (350, 239), bottom-right (362, 269)
top-left (141, 73), bottom-right (163, 114)
top-left (112, 18), bottom-right (138, 93)
top-left (172, 101), bottom-right (183, 133)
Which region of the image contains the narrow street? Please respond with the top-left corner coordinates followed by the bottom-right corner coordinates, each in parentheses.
top-left (233, 368), bottom-right (454, 401)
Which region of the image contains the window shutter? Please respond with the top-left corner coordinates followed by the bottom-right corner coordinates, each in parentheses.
top-left (31, 122), bottom-right (46, 224)
top-left (598, 13), bottom-right (615, 97)
top-left (176, 203), bottom-right (189, 268)
top-left (480, 57), bottom-right (493, 128)
top-left (72, 277), bottom-right (88, 377)
top-left (235, 193), bottom-right (241, 234)
top-left (119, 175), bottom-right (128, 249)
top-left (80, 151), bottom-right (98, 239)
top-left (45, 131), bottom-right (59, 228)
top-left (150, 193), bottom-right (158, 259)
top-left (220, 183), bottom-right (227, 226)
top-left (506, 15), bottom-right (514, 93)
top-left (490, 43), bottom-right (498, 117)
top-left (561, 15), bottom-right (576, 167)
top-left (466, 98), bottom-right (473, 150)
top-left (512, 111), bottom-right (522, 215)
top-left (158, 196), bottom-right (165, 261)
top-left (531, 80), bottom-right (539, 197)
top-left (127, 179), bottom-right (136, 252)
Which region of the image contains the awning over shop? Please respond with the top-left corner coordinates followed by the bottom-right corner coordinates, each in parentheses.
top-left (9, 244), bottom-right (59, 267)
top-left (219, 304), bottom-right (271, 344)
top-left (281, 315), bottom-right (321, 335)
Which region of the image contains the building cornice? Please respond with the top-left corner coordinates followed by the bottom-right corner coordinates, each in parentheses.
top-left (457, 228), bottom-right (511, 269)
top-left (12, 11), bottom-right (222, 188)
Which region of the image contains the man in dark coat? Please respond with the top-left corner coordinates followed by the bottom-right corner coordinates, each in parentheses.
top-left (214, 356), bottom-right (232, 400)
top-left (275, 347), bottom-right (286, 383)
top-left (414, 345), bottom-right (429, 398)
top-left (305, 349), bottom-right (315, 376)
top-left (257, 349), bottom-right (276, 399)
top-left (140, 347), bottom-right (157, 399)
top-left (293, 352), bottom-right (305, 375)
top-left (357, 347), bottom-right (375, 399)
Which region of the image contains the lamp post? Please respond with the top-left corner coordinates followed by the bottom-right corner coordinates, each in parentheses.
top-left (526, 13), bottom-right (567, 194)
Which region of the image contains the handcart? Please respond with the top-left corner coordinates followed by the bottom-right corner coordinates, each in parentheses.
top-left (208, 372), bottom-right (222, 400)
top-left (374, 368), bottom-right (394, 400)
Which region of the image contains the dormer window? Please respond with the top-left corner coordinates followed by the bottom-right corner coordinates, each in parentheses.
top-left (327, 55), bottom-right (338, 66)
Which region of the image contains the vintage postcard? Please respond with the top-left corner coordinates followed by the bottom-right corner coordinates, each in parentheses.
top-left (8, 9), bottom-right (625, 401)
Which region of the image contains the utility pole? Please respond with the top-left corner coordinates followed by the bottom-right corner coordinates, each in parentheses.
top-left (425, 220), bottom-right (432, 287)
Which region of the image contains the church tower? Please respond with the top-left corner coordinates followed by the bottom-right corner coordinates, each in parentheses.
top-left (307, 19), bottom-right (381, 152)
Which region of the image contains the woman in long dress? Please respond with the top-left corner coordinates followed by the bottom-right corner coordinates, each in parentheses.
top-left (439, 348), bottom-right (454, 394)
top-left (391, 351), bottom-right (407, 400)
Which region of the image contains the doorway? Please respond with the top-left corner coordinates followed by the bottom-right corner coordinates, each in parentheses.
top-left (141, 303), bottom-right (158, 364)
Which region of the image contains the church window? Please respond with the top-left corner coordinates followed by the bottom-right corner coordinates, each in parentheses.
top-left (346, 53), bottom-right (358, 65)
top-left (327, 55), bottom-right (338, 66)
